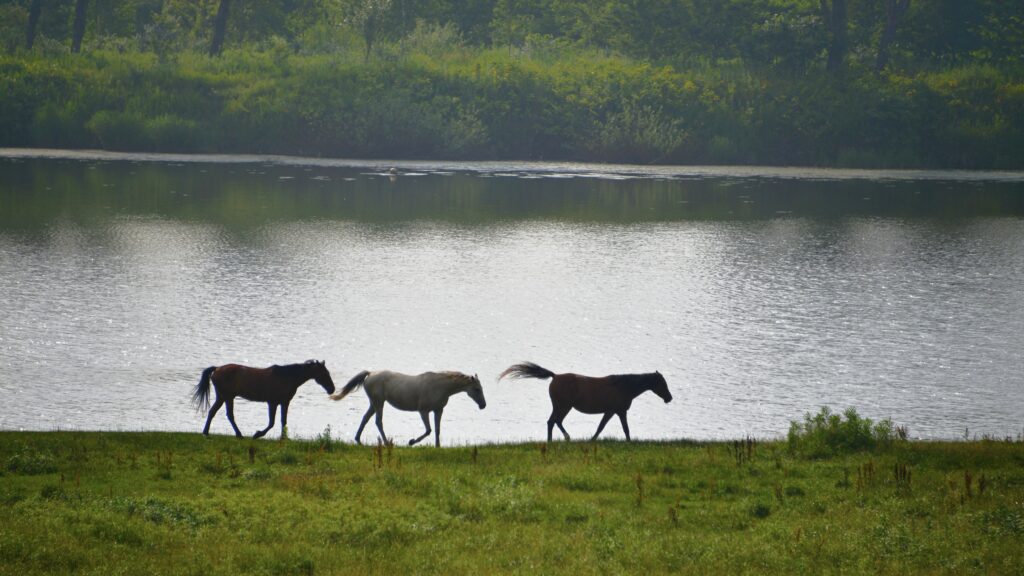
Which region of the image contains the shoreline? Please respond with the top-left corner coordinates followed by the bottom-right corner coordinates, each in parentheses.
top-left (5, 147), bottom-right (1024, 183)
top-left (2, 429), bottom-right (1017, 445)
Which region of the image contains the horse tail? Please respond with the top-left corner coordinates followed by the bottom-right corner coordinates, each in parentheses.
top-left (499, 361), bottom-right (556, 381)
top-left (330, 370), bottom-right (371, 401)
top-left (191, 366), bottom-right (216, 412)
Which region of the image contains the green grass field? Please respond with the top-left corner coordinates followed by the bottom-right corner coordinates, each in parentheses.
top-left (1, 429), bottom-right (1022, 575)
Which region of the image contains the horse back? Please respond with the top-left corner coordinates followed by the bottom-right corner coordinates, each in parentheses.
top-left (359, 371), bottom-right (411, 410)
top-left (550, 374), bottom-right (631, 414)
top-left (212, 364), bottom-right (287, 402)
top-left (365, 370), bottom-right (460, 412)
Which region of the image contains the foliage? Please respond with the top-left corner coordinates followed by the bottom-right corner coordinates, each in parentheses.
top-left (0, 0), bottom-right (1022, 166)
top-left (788, 407), bottom-right (897, 458)
top-left (314, 425), bottom-right (336, 452)
top-left (347, 0), bottom-right (393, 62)
top-left (6, 447), bottom-right (57, 475)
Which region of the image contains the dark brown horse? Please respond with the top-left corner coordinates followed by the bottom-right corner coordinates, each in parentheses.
top-left (499, 361), bottom-right (672, 442)
top-left (192, 360), bottom-right (336, 439)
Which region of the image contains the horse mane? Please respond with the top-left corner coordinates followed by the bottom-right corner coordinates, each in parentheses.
top-left (271, 360), bottom-right (318, 381)
top-left (609, 373), bottom-right (658, 390)
top-left (435, 371), bottom-right (476, 386)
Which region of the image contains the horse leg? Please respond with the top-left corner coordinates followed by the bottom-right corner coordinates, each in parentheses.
top-left (280, 401), bottom-right (290, 439)
top-left (202, 398), bottom-right (224, 436)
top-left (591, 412), bottom-right (614, 441)
top-left (433, 408), bottom-right (443, 447)
top-left (555, 420), bottom-right (571, 442)
top-left (253, 403), bottom-right (277, 439)
top-left (354, 405), bottom-right (374, 445)
top-left (224, 398), bottom-right (243, 438)
top-left (409, 411), bottom-right (432, 446)
top-left (617, 411), bottom-right (631, 441)
top-left (373, 403), bottom-right (388, 443)
top-left (547, 404), bottom-right (572, 442)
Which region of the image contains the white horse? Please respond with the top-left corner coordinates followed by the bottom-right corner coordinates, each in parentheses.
top-left (331, 370), bottom-right (486, 447)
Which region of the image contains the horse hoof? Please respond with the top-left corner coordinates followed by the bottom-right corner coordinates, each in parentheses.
top-left (408, 439), bottom-right (416, 446)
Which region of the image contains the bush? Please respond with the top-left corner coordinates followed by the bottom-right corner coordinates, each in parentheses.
top-left (750, 502), bottom-right (772, 518)
top-left (86, 110), bottom-right (149, 150)
top-left (145, 114), bottom-right (206, 152)
top-left (109, 496), bottom-right (214, 529)
top-left (787, 407), bottom-right (896, 458)
top-left (7, 449), bottom-right (57, 475)
top-left (587, 102), bottom-right (688, 163)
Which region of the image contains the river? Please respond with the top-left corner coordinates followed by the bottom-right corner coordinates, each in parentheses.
top-left (1, 150), bottom-right (1022, 443)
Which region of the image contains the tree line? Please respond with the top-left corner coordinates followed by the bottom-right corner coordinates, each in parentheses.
top-left (1, 1), bottom-right (1021, 167)
top-left (3, 0), bottom-right (1021, 71)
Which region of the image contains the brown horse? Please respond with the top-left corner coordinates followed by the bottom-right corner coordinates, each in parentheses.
top-left (192, 360), bottom-right (336, 439)
top-left (499, 361), bottom-right (672, 442)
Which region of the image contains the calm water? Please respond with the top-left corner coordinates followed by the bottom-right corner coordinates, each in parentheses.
top-left (2, 151), bottom-right (1023, 443)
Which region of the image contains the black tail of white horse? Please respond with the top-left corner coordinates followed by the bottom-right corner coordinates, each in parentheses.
top-left (191, 366), bottom-right (216, 412)
top-left (330, 370), bottom-right (371, 400)
top-left (499, 361), bottom-right (556, 381)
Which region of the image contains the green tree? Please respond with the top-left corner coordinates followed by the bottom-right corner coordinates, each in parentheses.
top-left (491, 0), bottom-right (532, 52)
top-left (875, 0), bottom-right (909, 72)
top-left (350, 0), bottom-right (393, 62)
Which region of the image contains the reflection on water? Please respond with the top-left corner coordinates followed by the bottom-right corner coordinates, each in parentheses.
top-left (1, 156), bottom-right (1023, 442)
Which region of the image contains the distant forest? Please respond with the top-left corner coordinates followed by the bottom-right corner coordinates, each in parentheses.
top-left (2, 0), bottom-right (1022, 167)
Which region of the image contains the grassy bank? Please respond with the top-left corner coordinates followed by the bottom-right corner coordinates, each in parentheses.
top-left (1, 429), bottom-right (1022, 574)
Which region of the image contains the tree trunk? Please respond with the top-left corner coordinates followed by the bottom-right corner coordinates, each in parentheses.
top-left (363, 21), bottom-right (373, 63)
top-left (210, 0), bottom-right (232, 56)
top-left (820, 0), bottom-right (848, 74)
top-left (875, 0), bottom-right (911, 73)
top-left (71, 0), bottom-right (88, 54)
top-left (25, 0), bottom-right (43, 50)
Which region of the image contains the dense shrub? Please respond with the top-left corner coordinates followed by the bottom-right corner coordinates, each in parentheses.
top-left (86, 110), bottom-right (148, 150)
top-left (6, 448), bottom-right (58, 475)
top-left (787, 407), bottom-right (896, 458)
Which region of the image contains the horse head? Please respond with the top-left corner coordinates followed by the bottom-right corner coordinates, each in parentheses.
top-left (465, 373), bottom-right (487, 409)
top-left (308, 360), bottom-right (336, 395)
top-left (650, 371), bottom-right (672, 403)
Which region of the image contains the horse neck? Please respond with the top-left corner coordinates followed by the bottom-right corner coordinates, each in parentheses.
top-left (435, 373), bottom-right (470, 397)
top-left (290, 368), bottom-right (317, 388)
top-left (616, 374), bottom-right (654, 399)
